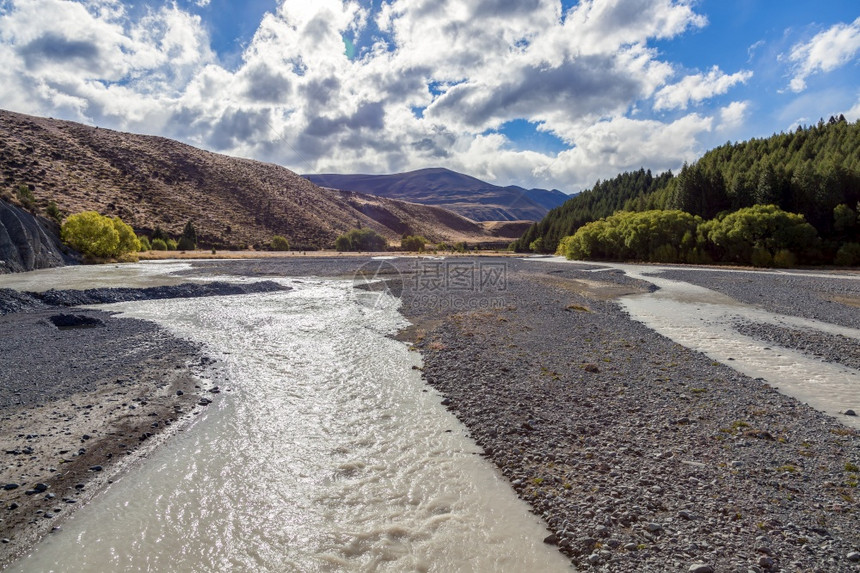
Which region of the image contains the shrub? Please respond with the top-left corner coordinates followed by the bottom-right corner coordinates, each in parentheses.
top-left (165, 238), bottom-right (178, 251)
top-left (751, 246), bottom-right (773, 267)
top-left (61, 211), bottom-right (139, 258)
top-left (401, 235), bottom-right (428, 251)
top-left (334, 228), bottom-right (388, 251)
top-left (271, 235), bottom-right (290, 251)
top-left (138, 236), bottom-right (151, 251)
top-left (835, 243), bottom-right (860, 266)
top-left (45, 201), bottom-right (63, 225)
top-left (16, 184), bottom-right (35, 210)
top-left (529, 237), bottom-right (545, 253)
top-left (705, 205), bottom-right (819, 265)
top-left (773, 249), bottom-right (797, 268)
top-left (151, 238), bottom-right (168, 251)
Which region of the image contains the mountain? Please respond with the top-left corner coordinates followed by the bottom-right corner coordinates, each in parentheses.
top-left (0, 110), bottom-right (503, 249)
top-left (305, 168), bottom-right (569, 222)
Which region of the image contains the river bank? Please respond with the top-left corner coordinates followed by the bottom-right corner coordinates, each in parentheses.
top-left (399, 259), bottom-right (860, 572)
top-left (0, 281), bottom-right (289, 568)
top-left (1, 257), bottom-right (859, 571)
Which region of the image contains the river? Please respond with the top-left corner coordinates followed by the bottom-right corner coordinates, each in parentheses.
top-left (537, 258), bottom-right (860, 430)
top-left (7, 266), bottom-right (571, 572)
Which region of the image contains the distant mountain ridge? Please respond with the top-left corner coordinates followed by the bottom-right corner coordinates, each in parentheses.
top-left (0, 110), bottom-right (508, 250)
top-left (305, 168), bottom-right (569, 222)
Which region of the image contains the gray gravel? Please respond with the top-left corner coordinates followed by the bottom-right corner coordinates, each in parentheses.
top-left (734, 321), bottom-right (860, 372)
top-left (2, 257), bottom-right (859, 572)
top-left (0, 309), bottom-right (200, 409)
top-left (400, 258), bottom-right (860, 572)
top-left (654, 268), bottom-right (860, 329)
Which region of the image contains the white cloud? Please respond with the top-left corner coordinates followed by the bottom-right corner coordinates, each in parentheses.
top-left (0, 0), bottom-right (735, 192)
top-left (653, 67), bottom-right (752, 111)
top-left (718, 101), bottom-right (749, 131)
top-left (539, 113), bottom-right (713, 189)
top-left (844, 97), bottom-right (860, 122)
top-left (788, 17), bottom-right (860, 92)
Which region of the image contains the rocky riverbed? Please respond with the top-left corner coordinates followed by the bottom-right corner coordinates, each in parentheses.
top-left (654, 268), bottom-right (860, 330)
top-left (0, 279), bottom-right (288, 567)
top-left (734, 321), bottom-right (860, 373)
top-left (399, 260), bottom-right (860, 572)
top-left (1, 257), bottom-right (859, 572)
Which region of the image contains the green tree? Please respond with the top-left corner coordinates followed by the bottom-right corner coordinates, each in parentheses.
top-left (112, 217), bottom-right (141, 254)
top-left (138, 235), bottom-right (151, 251)
top-left (271, 235), bottom-right (290, 251)
top-left (178, 220), bottom-right (197, 250)
top-left (151, 238), bottom-right (168, 251)
top-left (61, 211), bottom-right (134, 258)
top-left (401, 235), bottom-right (428, 251)
top-left (151, 226), bottom-right (169, 242)
top-left (833, 204), bottom-right (857, 238)
top-left (703, 205), bottom-right (819, 265)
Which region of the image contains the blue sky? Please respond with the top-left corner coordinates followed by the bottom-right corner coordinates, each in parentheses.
top-left (0, 0), bottom-right (857, 193)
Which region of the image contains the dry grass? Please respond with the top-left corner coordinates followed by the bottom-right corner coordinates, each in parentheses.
top-left (0, 109), bottom-right (503, 250)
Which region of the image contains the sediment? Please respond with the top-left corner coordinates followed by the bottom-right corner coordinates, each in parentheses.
top-left (2, 257), bottom-right (859, 572)
top-left (400, 259), bottom-right (860, 572)
top-left (0, 278), bottom-right (288, 567)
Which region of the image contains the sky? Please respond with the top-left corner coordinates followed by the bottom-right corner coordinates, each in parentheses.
top-left (0, 1), bottom-right (858, 193)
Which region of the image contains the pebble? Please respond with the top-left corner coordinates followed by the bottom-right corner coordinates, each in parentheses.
top-left (407, 260), bottom-right (860, 572)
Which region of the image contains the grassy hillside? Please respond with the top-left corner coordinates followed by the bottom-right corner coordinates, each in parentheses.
top-left (0, 110), bottom-right (496, 250)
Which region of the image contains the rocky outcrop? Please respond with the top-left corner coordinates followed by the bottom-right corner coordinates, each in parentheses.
top-left (0, 199), bottom-right (68, 273)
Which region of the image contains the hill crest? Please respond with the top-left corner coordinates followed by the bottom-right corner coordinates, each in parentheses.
top-left (0, 109), bottom-right (506, 249)
top-left (305, 168), bottom-right (568, 222)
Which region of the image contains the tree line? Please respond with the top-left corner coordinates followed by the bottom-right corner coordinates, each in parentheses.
top-left (515, 116), bottom-right (860, 265)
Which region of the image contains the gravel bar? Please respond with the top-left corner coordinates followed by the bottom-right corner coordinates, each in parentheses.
top-left (653, 268), bottom-right (860, 329)
top-left (400, 258), bottom-right (860, 572)
top-left (734, 321), bottom-right (860, 372)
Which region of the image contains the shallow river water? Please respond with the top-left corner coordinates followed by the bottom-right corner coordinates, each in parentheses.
top-left (540, 258), bottom-right (860, 430)
top-left (9, 270), bottom-right (571, 572)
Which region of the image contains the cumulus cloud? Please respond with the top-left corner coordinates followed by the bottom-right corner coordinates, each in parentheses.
top-left (540, 114), bottom-right (713, 189)
top-left (843, 97), bottom-right (860, 122)
top-left (718, 101), bottom-right (749, 131)
top-left (788, 17), bottom-right (860, 92)
top-left (653, 67), bottom-right (752, 111)
top-left (0, 0), bottom-right (735, 191)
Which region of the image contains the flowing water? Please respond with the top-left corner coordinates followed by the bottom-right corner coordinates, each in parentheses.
top-left (539, 258), bottom-right (860, 429)
top-left (9, 271), bottom-right (571, 572)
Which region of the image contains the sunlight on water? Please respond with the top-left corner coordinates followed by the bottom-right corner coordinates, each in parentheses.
top-left (10, 279), bottom-right (571, 572)
top-left (0, 261), bottom-right (197, 292)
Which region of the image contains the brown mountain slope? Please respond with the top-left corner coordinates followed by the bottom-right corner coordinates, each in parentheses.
top-left (0, 109), bottom-right (496, 249)
top-left (306, 168), bottom-right (570, 222)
